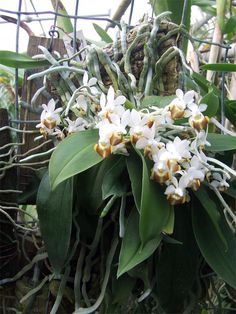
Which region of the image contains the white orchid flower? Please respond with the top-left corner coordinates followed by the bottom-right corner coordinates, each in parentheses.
top-left (74, 94), bottom-right (88, 113)
top-left (81, 72), bottom-right (98, 95)
top-left (36, 99), bottom-right (62, 130)
top-left (166, 137), bottom-right (191, 161)
top-left (210, 172), bottom-right (230, 191)
top-left (99, 86), bottom-right (126, 119)
top-left (168, 89), bottom-right (195, 119)
top-left (65, 117), bottom-right (88, 133)
top-left (164, 176), bottom-right (189, 205)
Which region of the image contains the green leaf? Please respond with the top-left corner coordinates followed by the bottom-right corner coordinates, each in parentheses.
top-left (117, 209), bottom-right (161, 278)
top-left (141, 95), bottom-right (175, 109)
top-left (162, 206), bottom-right (175, 234)
top-left (138, 151), bottom-right (172, 244)
top-left (224, 16), bottom-right (236, 34)
top-left (156, 206), bottom-right (199, 313)
top-left (126, 150), bottom-right (142, 211)
top-left (194, 187), bottom-right (227, 249)
top-left (51, 0), bottom-right (73, 33)
top-left (192, 196), bottom-right (236, 289)
top-left (102, 157), bottom-right (127, 199)
top-left (192, 72), bottom-right (220, 96)
top-left (225, 100), bottom-right (236, 128)
top-left (201, 89), bottom-right (219, 117)
top-left (49, 129), bottom-right (102, 189)
top-left (75, 155), bottom-right (118, 213)
top-left (36, 172), bottom-right (73, 274)
top-left (202, 63), bottom-right (236, 72)
top-left (93, 23), bottom-right (113, 43)
top-left (111, 275), bottom-right (136, 306)
top-left (206, 133), bottom-right (236, 151)
top-left (0, 51), bottom-right (49, 69)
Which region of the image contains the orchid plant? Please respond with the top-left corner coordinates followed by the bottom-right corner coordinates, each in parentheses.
top-left (32, 14), bottom-right (236, 314)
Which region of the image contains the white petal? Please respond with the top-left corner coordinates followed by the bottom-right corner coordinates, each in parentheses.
top-left (130, 109), bottom-right (141, 125)
top-left (183, 90), bottom-right (194, 103)
top-left (165, 185), bottom-right (175, 195)
top-left (187, 102), bottom-right (197, 111)
top-left (42, 104), bottom-right (48, 111)
top-left (100, 93), bottom-right (106, 108)
top-left (83, 72), bottom-right (88, 85)
top-left (136, 137), bottom-right (148, 149)
top-left (199, 103), bottom-right (207, 112)
top-left (121, 110), bottom-right (130, 127)
top-left (47, 99), bottom-right (55, 111)
top-left (88, 77), bottom-right (97, 86)
top-left (176, 89), bottom-right (184, 99)
top-left (114, 95), bottom-right (126, 106)
top-left (107, 86), bottom-right (115, 103)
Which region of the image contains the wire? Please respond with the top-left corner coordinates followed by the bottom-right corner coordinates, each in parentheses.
top-left (73, 0), bottom-right (80, 54)
top-left (0, 8), bottom-right (120, 27)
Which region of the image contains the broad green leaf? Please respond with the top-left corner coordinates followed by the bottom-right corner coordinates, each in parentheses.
top-left (138, 151), bottom-right (172, 244)
top-left (150, 0), bottom-right (191, 27)
top-left (51, 0), bottom-right (73, 33)
top-left (194, 187), bottom-right (227, 248)
top-left (102, 157), bottom-right (127, 199)
top-left (93, 23), bottom-right (113, 43)
top-left (156, 206), bottom-right (199, 313)
top-left (225, 100), bottom-right (236, 128)
top-left (111, 275), bottom-right (136, 306)
top-left (75, 155), bottom-right (119, 213)
top-left (141, 95), bottom-right (175, 109)
top-left (49, 129), bottom-right (102, 189)
top-left (202, 63), bottom-right (236, 72)
top-left (224, 16), bottom-right (236, 34)
top-left (206, 133), bottom-right (236, 152)
top-left (192, 196), bottom-right (236, 289)
top-left (162, 206), bottom-right (175, 234)
top-left (0, 51), bottom-right (49, 69)
top-left (200, 89), bottom-right (219, 117)
top-left (36, 172), bottom-right (73, 274)
top-left (0, 64), bottom-right (24, 80)
top-left (192, 0), bottom-right (215, 5)
top-left (126, 150), bottom-right (142, 211)
top-left (192, 72), bottom-right (209, 94)
top-left (192, 72), bottom-right (220, 96)
top-left (117, 209), bottom-right (161, 278)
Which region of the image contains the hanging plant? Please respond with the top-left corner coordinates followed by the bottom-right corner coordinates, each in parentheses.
top-left (27, 13), bottom-right (236, 313)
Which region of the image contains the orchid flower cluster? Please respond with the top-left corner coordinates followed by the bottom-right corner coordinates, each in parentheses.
top-left (36, 74), bottom-right (231, 206)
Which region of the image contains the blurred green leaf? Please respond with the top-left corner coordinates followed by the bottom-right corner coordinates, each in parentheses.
top-left (224, 16), bottom-right (236, 34)
top-left (93, 23), bottom-right (113, 43)
top-left (141, 95), bottom-right (175, 109)
top-left (138, 150), bottom-right (172, 244)
top-left (102, 156), bottom-right (127, 199)
top-left (194, 186), bottom-right (227, 249)
top-left (202, 63), bottom-right (236, 72)
top-left (49, 129), bottom-right (102, 189)
top-left (156, 206), bottom-right (199, 313)
top-left (0, 51), bottom-right (49, 69)
top-left (126, 150), bottom-right (142, 211)
top-left (117, 209), bottom-right (161, 278)
top-left (51, 0), bottom-right (73, 33)
top-left (192, 194), bottom-right (236, 289)
top-left (206, 133), bottom-right (236, 151)
top-left (37, 172), bottom-right (73, 274)
top-left (200, 88), bottom-right (219, 117)
top-left (225, 100), bottom-right (236, 128)
top-left (149, 0), bottom-right (191, 27)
